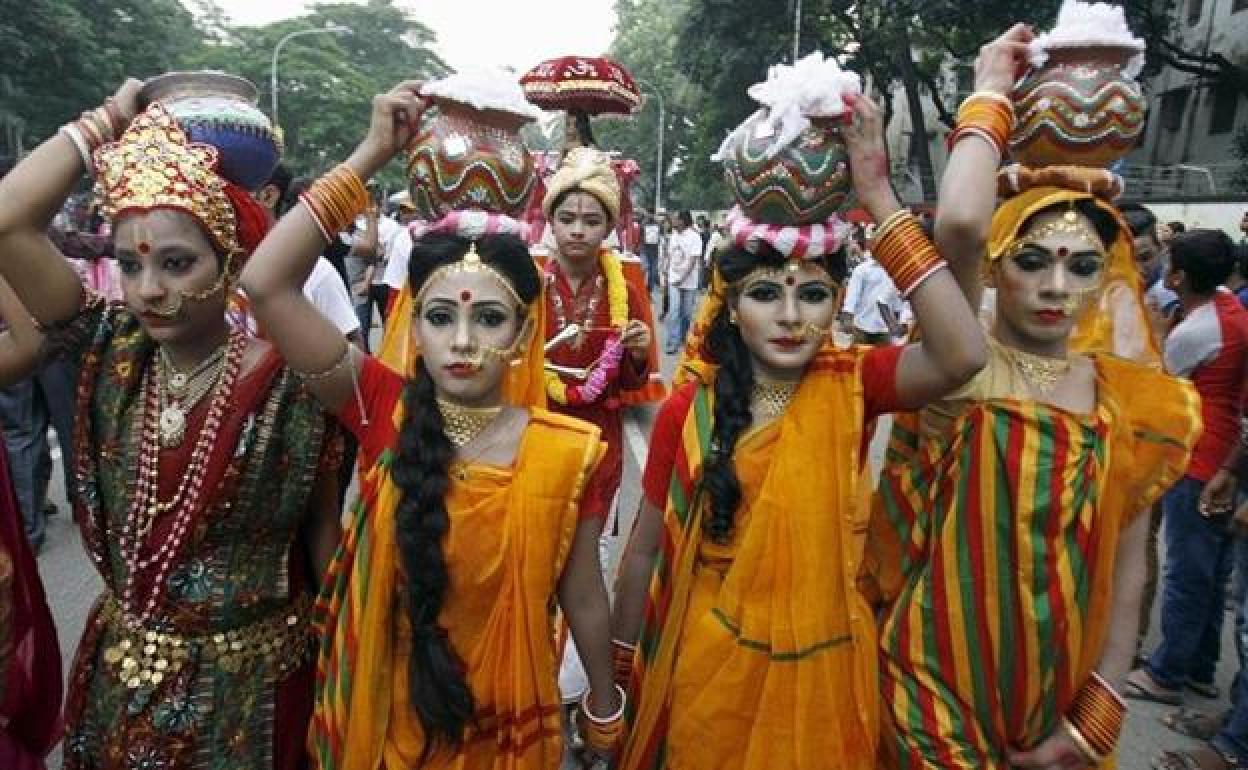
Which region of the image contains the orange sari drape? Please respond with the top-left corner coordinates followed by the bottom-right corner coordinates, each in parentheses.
top-left (623, 350), bottom-right (880, 770)
top-left (312, 410), bottom-right (603, 770)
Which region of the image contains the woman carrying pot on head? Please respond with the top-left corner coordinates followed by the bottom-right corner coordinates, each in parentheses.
top-left (609, 63), bottom-right (988, 769)
top-left (0, 78), bottom-right (343, 769)
top-left (241, 78), bottom-right (624, 769)
top-left (867, 23), bottom-right (1199, 770)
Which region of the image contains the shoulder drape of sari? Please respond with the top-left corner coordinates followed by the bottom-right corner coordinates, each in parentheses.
top-left (622, 348), bottom-right (880, 770)
top-left (311, 408), bottom-right (604, 770)
top-left (870, 355), bottom-right (1199, 769)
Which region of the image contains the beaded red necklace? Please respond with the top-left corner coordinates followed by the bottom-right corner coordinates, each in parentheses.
top-left (118, 329), bottom-right (246, 628)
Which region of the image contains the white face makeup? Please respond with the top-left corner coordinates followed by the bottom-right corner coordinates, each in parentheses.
top-left (412, 269), bottom-right (529, 407)
top-left (731, 260), bottom-right (840, 380)
top-left (992, 208), bottom-right (1107, 353)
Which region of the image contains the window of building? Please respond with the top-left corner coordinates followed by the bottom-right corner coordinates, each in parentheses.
top-left (1188, 0), bottom-right (1204, 24)
top-left (1234, 0), bottom-right (1248, 13)
top-left (1210, 84), bottom-right (1240, 134)
top-left (1161, 88), bottom-right (1190, 132)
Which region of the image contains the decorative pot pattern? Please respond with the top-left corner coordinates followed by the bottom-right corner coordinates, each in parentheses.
top-left (722, 113), bottom-right (852, 226)
top-left (406, 102), bottom-right (536, 221)
top-left (1010, 46), bottom-right (1146, 169)
top-left (140, 72), bottom-right (280, 192)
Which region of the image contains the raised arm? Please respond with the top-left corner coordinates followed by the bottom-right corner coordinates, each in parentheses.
top-left (841, 94), bottom-right (986, 408)
top-left (240, 82), bottom-right (427, 410)
top-left (0, 276), bottom-right (46, 386)
top-left (0, 80), bottom-right (141, 324)
top-left (933, 24), bottom-right (1034, 309)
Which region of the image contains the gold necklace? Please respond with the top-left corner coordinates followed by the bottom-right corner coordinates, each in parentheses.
top-left (1009, 348), bottom-right (1072, 395)
top-left (750, 379), bottom-right (799, 420)
top-left (157, 344), bottom-right (228, 448)
top-left (436, 397), bottom-right (503, 448)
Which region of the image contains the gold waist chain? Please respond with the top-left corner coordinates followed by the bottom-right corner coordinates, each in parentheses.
top-left (98, 592), bottom-right (315, 690)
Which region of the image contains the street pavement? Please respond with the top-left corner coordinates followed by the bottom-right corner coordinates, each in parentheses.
top-left (33, 317), bottom-right (1235, 769)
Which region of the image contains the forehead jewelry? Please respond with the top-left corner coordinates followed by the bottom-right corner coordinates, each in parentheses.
top-left (1006, 208), bottom-right (1106, 260)
top-left (414, 241), bottom-right (524, 309)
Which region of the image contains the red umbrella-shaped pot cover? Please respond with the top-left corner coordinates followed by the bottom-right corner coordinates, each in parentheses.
top-left (520, 56), bottom-right (642, 117)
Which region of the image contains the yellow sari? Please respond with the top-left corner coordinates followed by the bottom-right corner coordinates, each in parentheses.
top-left (623, 349), bottom-right (879, 769)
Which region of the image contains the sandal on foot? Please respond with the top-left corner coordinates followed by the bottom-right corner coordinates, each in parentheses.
top-left (1153, 746), bottom-right (1236, 770)
top-left (1163, 707), bottom-right (1224, 741)
top-left (1127, 668), bottom-right (1184, 705)
top-left (1190, 681), bottom-right (1223, 699)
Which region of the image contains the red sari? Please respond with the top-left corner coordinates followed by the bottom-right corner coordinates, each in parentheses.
top-left (0, 432), bottom-right (61, 770)
top-left (49, 296), bottom-right (339, 770)
top-left (543, 251), bottom-right (663, 522)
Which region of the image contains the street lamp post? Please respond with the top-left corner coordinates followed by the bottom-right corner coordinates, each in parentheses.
top-left (793, 0), bottom-right (802, 62)
top-left (636, 79), bottom-right (665, 217)
top-left (270, 25), bottom-right (349, 130)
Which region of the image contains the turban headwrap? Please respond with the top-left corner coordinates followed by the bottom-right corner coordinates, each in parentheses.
top-left (541, 147), bottom-right (621, 226)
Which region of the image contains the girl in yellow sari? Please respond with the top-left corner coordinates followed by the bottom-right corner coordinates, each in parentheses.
top-left (610, 87), bottom-right (988, 769)
top-left (241, 80), bottom-right (623, 768)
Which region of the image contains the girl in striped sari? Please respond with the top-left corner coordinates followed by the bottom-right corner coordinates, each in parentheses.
top-left (609, 90), bottom-right (988, 769)
top-left (241, 81), bottom-right (622, 769)
top-left (868, 25), bottom-right (1200, 770)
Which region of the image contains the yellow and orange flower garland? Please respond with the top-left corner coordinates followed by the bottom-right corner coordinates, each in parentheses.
top-left (545, 249), bottom-right (630, 406)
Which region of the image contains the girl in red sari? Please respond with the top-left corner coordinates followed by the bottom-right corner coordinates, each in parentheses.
top-left (539, 148), bottom-right (664, 527)
top-left (0, 79), bottom-right (342, 770)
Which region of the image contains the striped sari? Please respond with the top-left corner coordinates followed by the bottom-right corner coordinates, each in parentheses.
top-left (872, 354), bottom-right (1199, 769)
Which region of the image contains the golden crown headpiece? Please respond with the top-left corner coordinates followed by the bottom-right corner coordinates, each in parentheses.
top-left (93, 103), bottom-right (239, 256)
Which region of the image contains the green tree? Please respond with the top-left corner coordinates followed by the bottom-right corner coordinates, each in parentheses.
top-left (188, 0), bottom-right (446, 189)
top-left (0, 0), bottom-right (205, 159)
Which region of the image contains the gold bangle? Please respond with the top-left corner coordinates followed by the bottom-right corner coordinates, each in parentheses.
top-left (872, 209), bottom-right (913, 244)
top-left (293, 341), bottom-right (353, 381)
top-left (1061, 716), bottom-right (1104, 764)
top-left (59, 124), bottom-right (95, 174)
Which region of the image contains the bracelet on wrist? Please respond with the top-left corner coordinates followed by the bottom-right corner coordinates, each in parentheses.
top-left (59, 124), bottom-right (95, 175)
top-left (577, 684), bottom-right (627, 755)
top-left (871, 212), bottom-right (948, 298)
top-left (1063, 672), bottom-right (1126, 760)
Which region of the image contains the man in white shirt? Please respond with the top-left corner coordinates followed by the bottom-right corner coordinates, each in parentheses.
top-left (665, 211), bottom-right (704, 354)
top-left (642, 215), bottom-right (661, 291)
top-left (839, 253), bottom-right (909, 345)
top-left (254, 165), bottom-right (361, 345)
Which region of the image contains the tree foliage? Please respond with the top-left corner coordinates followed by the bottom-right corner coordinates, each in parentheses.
top-left (601, 0), bottom-right (1245, 209)
top-left (1, 0), bottom-right (446, 190)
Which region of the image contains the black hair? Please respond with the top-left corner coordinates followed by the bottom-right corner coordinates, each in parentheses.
top-left (1170, 229), bottom-right (1236, 295)
top-left (676, 210), bottom-right (693, 228)
top-left (1235, 242), bottom-right (1248, 282)
top-left (1168, 221), bottom-right (1187, 234)
top-left (285, 175), bottom-right (314, 216)
top-left (1119, 202), bottom-right (1159, 243)
top-left (262, 163), bottom-right (294, 214)
top-left (699, 243), bottom-right (846, 543)
top-left (394, 232), bottom-right (539, 759)
top-left (1019, 198), bottom-right (1121, 253)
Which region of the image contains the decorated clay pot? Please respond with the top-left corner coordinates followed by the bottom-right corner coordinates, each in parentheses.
top-left (1010, 45), bottom-right (1146, 169)
top-left (722, 112), bottom-right (853, 226)
top-left (405, 98), bottom-right (536, 221)
top-left (139, 71), bottom-right (281, 192)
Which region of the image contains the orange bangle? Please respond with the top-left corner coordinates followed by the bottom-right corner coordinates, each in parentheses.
top-left (872, 214), bottom-right (946, 297)
top-left (302, 164), bottom-right (370, 241)
top-left (1064, 673), bottom-right (1125, 758)
top-left (612, 639), bottom-right (636, 690)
